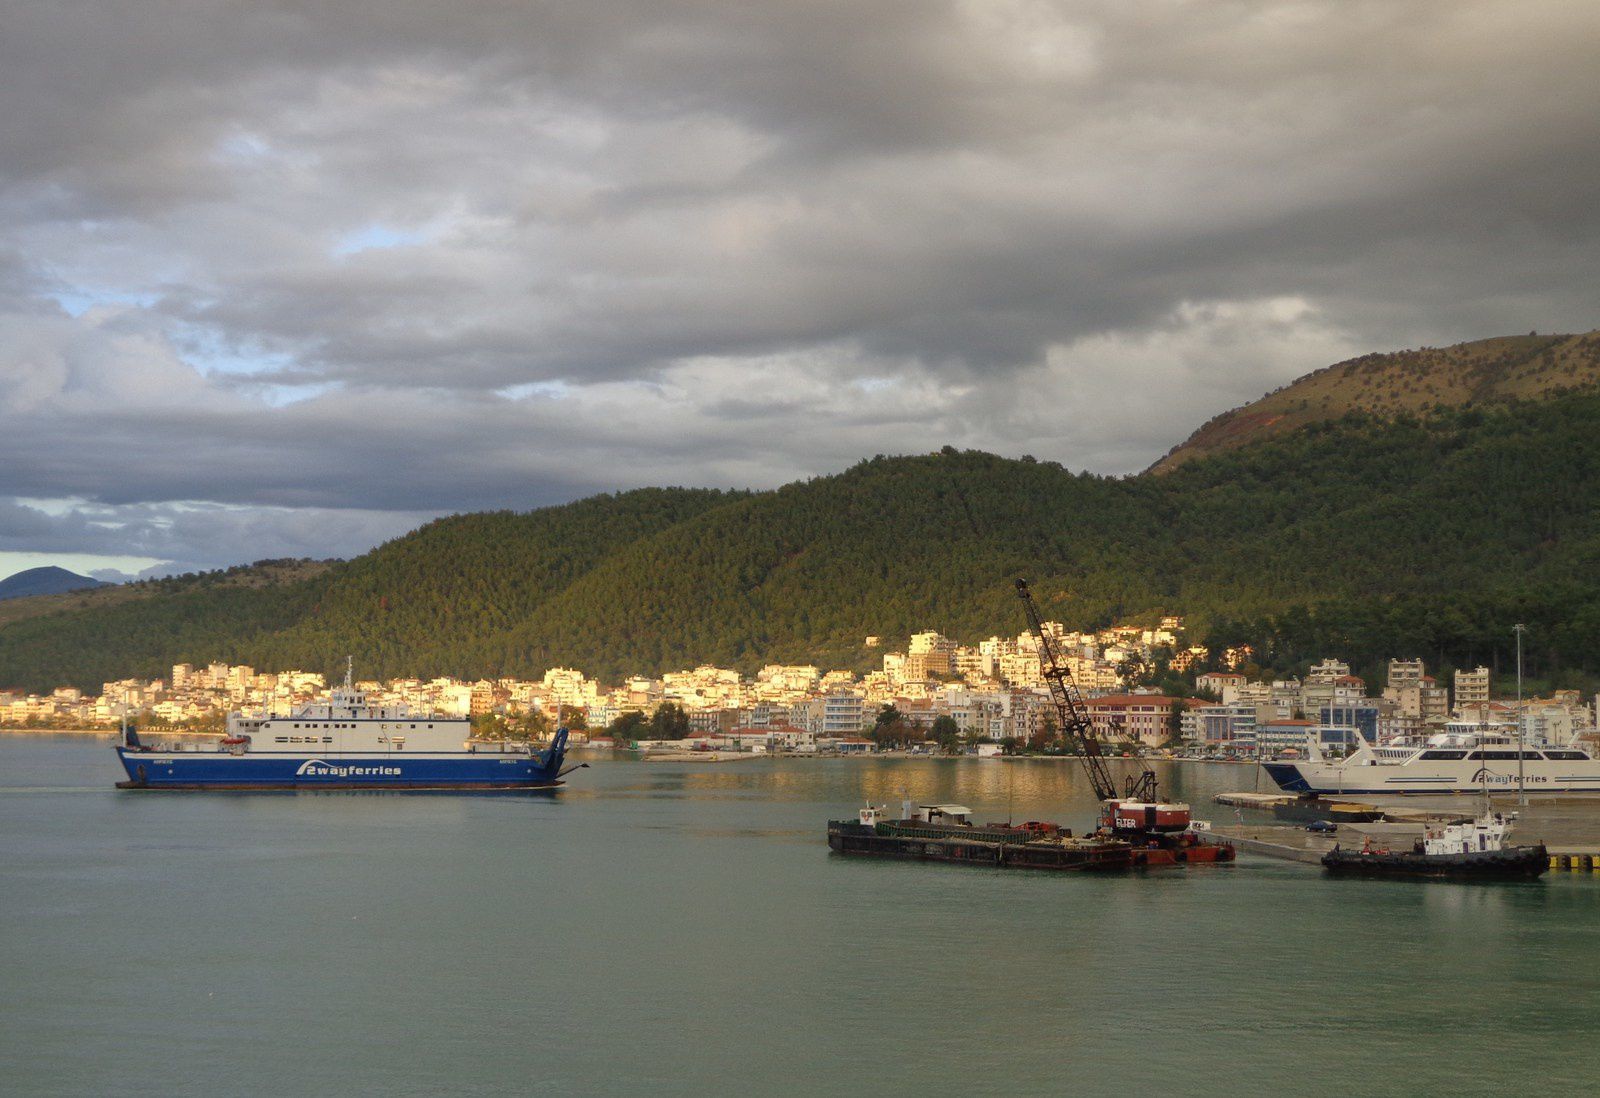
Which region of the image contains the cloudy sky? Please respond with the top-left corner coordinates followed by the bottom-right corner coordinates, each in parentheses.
top-left (2, 1), bottom-right (1597, 579)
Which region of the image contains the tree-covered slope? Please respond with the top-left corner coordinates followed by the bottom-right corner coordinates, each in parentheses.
top-left (5, 391), bottom-right (1600, 694)
top-left (0, 488), bottom-right (733, 691)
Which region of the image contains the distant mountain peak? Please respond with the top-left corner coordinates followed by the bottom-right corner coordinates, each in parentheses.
top-left (1150, 330), bottom-right (1600, 473)
top-left (0, 566), bottom-right (112, 601)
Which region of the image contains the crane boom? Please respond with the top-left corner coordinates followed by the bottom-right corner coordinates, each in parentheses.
top-left (1015, 579), bottom-right (1159, 805)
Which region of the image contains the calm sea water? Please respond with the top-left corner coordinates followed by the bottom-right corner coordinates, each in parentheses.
top-left (3, 734), bottom-right (1597, 1097)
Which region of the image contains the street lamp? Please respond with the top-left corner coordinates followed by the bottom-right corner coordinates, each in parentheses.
top-left (1514, 623), bottom-right (1527, 807)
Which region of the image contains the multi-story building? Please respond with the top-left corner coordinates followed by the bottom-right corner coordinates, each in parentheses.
top-left (1187, 703), bottom-right (1257, 749)
top-left (1195, 672), bottom-right (1247, 703)
top-left (1255, 718), bottom-right (1316, 757)
top-left (1306, 659), bottom-right (1351, 685)
top-left (997, 652), bottom-right (1043, 688)
top-left (1320, 702), bottom-right (1380, 745)
top-left (908, 631), bottom-right (957, 675)
top-left (1387, 658), bottom-right (1425, 690)
top-left (1083, 694), bottom-right (1178, 748)
top-left (1455, 666), bottom-right (1491, 711)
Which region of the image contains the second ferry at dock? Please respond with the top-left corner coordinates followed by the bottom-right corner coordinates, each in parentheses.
top-left (1261, 722), bottom-right (1600, 795)
top-left (115, 668), bottom-right (580, 792)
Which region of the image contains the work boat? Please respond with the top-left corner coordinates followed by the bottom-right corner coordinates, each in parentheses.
top-left (114, 671), bottom-right (579, 791)
top-left (1321, 811), bottom-right (1548, 880)
top-left (1261, 725), bottom-right (1600, 795)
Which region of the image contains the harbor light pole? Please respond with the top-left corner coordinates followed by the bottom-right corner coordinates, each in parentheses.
top-left (1514, 623), bottom-right (1527, 807)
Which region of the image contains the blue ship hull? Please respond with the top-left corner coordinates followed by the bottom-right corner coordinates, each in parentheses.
top-left (115, 731), bottom-right (572, 791)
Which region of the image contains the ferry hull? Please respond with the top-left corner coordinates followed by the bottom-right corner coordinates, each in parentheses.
top-left (115, 746), bottom-right (569, 791)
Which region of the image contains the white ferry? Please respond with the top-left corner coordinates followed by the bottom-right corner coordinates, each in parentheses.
top-left (1262, 721), bottom-right (1600, 795)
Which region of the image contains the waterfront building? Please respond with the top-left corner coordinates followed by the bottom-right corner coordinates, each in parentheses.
top-left (1083, 694), bottom-right (1178, 748)
top-left (1320, 702), bottom-right (1380, 745)
top-left (1188, 703), bottom-right (1258, 750)
top-left (1255, 718), bottom-right (1315, 757)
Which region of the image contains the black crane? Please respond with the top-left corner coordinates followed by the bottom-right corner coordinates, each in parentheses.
top-left (1015, 578), bottom-right (1159, 805)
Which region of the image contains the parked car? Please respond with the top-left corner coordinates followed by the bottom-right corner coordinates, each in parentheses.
top-left (1305, 820), bottom-right (1339, 833)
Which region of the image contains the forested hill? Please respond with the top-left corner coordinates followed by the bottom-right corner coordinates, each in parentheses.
top-left (5, 389), bottom-right (1600, 694)
top-left (1151, 330), bottom-right (1600, 473)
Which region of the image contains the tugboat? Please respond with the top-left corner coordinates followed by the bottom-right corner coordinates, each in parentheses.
top-left (1321, 811), bottom-right (1548, 880)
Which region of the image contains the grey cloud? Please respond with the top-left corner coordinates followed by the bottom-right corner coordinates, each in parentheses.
top-left (0, 1), bottom-right (1597, 569)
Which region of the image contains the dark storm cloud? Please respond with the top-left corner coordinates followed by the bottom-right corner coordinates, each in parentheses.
top-left (1, 1), bottom-right (1598, 568)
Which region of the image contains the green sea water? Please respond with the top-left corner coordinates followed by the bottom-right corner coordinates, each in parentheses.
top-left (2, 734), bottom-right (1597, 1097)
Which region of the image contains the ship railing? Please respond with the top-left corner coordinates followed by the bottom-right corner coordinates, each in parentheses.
top-left (465, 738), bottom-right (542, 755)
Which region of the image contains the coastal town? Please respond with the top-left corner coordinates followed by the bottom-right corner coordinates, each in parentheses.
top-left (5, 617), bottom-right (1593, 757)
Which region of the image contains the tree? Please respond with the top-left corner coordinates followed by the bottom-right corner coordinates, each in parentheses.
top-left (649, 702), bottom-right (690, 740)
top-left (608, 711), bottom-right (648, 742)
top-left (471, 712), bottom-right (509, 739)
top-left (930, 715), bottom-right (962, 753)
top-left (871, 704), bottom-right (918, 749)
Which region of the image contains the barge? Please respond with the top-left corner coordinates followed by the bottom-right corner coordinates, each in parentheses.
top-left (827, 803), bottom-right (1232, 872)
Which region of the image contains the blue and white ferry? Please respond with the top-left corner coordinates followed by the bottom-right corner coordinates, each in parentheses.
top-left (115, 671), bottom-right (578, 791)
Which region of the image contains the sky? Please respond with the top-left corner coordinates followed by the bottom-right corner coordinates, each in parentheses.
top-left (2, 1), bottom-right (1597, 581)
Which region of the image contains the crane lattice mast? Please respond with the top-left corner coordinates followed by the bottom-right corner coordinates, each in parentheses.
top-left (1015, 578), bottom-right (1158, 804)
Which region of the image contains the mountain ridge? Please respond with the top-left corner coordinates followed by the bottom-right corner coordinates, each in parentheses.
top-left (1150, 330), bottom-right (1600, 472)
top-left (5, 333), bottom-right (1600, 694)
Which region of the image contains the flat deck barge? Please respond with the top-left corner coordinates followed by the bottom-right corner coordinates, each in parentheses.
top-left (827, 803), bottom-right (1235, 872)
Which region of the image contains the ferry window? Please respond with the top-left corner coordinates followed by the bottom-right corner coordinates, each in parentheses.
top-left (1419, 750), bottom-right (1468, 760)
top-left (275, 737), bottom-right (288, 743)
top-left (323, 737), bottom-right (333, 743)
top-left (1545, 750), bottom-right (1587, 760)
